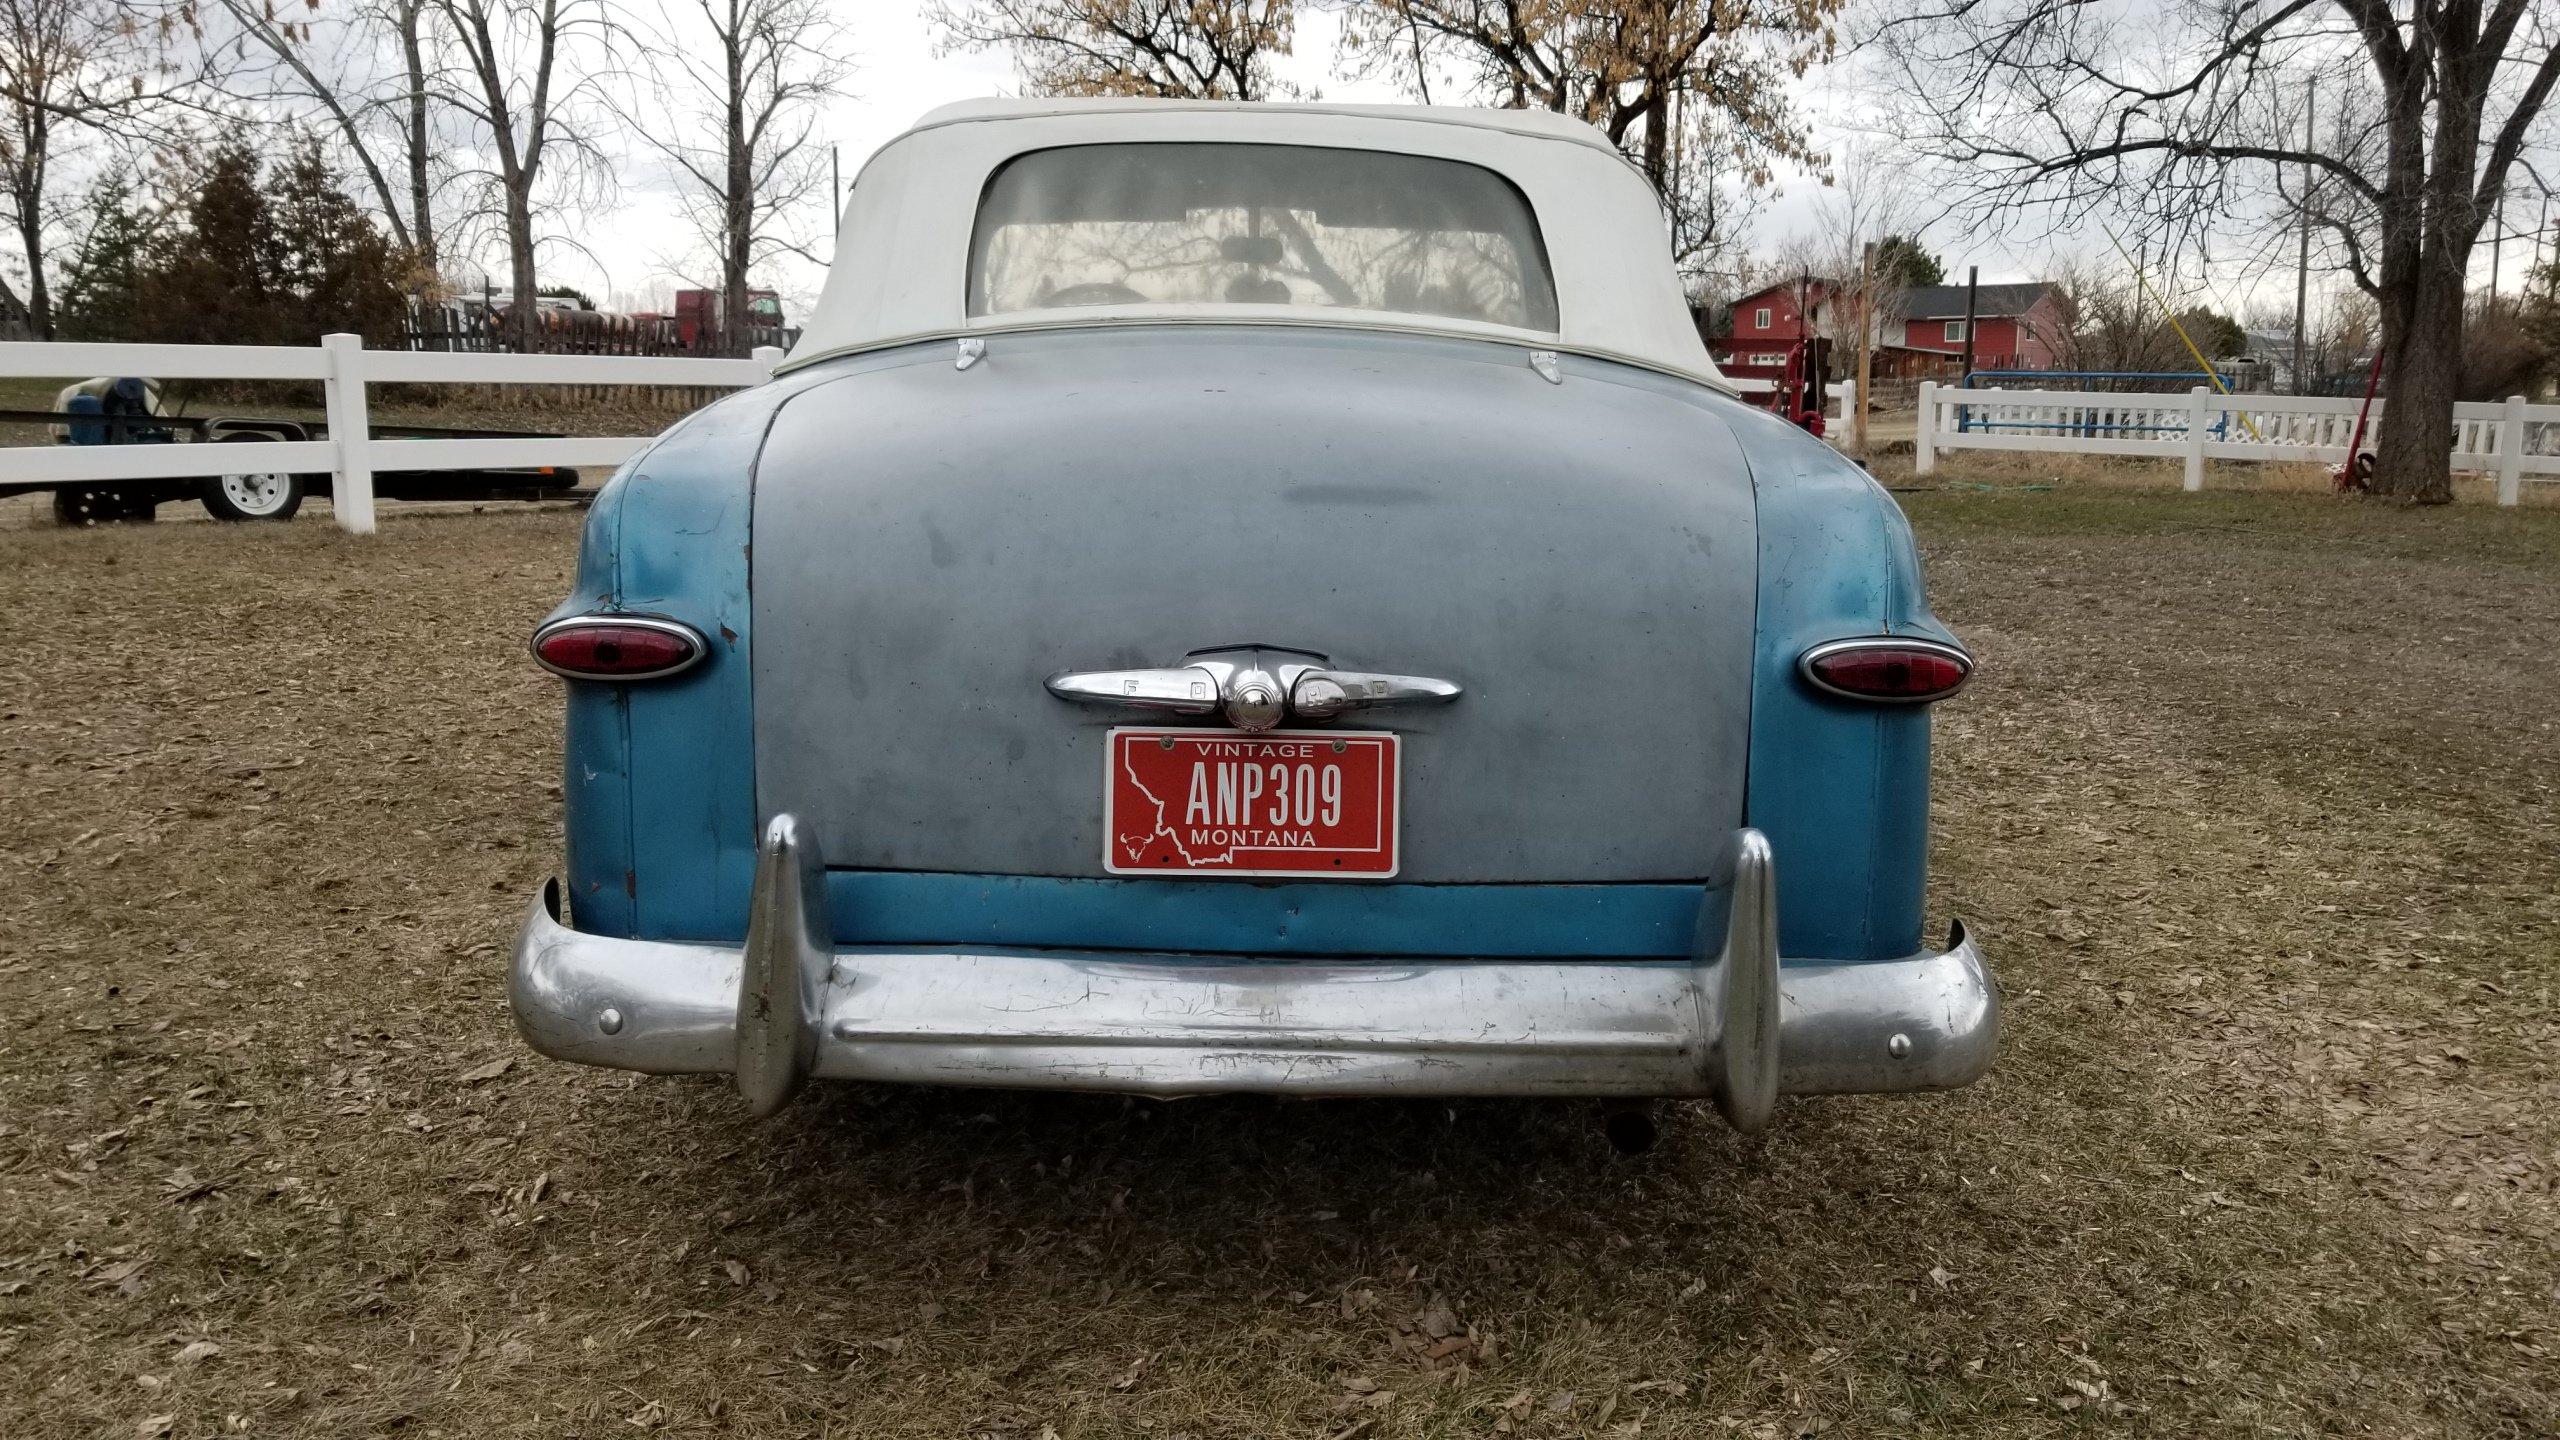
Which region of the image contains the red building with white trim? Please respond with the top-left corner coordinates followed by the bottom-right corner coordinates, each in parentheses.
top-left (1893, 283), bottom-right (2068, 370)
top-left (1704, 279), bottom-right (1836, 371)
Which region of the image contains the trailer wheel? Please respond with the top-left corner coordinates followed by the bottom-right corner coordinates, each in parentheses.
top-left (202, 437), bottom-right (304, 521)
top-left (51, 486), bottom-right (156, 525)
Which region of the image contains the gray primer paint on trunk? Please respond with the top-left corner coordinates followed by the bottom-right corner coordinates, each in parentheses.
top-left (750, 327), bottom-right (1759, 883)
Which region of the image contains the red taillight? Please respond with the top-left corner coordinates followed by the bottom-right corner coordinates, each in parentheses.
top-left (531, 616), bottom-right (707, 681)
top-left (1799, 638), bottom-right (1972, 703)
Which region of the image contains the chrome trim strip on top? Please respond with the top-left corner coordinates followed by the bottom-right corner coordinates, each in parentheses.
top-left (528, 613), bottom-right (710, 683)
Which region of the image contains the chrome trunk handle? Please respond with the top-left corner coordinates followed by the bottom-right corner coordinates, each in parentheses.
top-left (1047, 648), bottom-right (1461, 731)
top-left (1289, 669), bottom-right (1462, 720)
top-left (1042, 666), bottom-right (1223, 714)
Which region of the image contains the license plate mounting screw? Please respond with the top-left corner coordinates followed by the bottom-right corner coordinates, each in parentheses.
top-left (1159, 736), bottom-right (1176, 750)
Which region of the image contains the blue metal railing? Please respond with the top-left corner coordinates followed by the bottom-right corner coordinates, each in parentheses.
top-left (1961, 368), bottom-right (2237, 391)
top-left (1952, 370), bottom-right (2239, 437)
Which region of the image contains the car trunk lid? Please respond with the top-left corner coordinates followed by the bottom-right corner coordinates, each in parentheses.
top-left (750, 329), bottom-right (1757, 888)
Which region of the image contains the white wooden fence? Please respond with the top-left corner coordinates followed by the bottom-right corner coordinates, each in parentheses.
top-left (1725, 375), bottom-right (1863, 427)
top-left (1914, 381), bottom-right (2560, 505)
top-left (0, 333), bottom-right (782, 533)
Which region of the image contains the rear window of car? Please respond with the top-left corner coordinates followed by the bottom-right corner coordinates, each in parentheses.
top-left (968, 143), bottom-right (1560, 332)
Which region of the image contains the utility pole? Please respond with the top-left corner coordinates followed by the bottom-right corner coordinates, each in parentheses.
top-left (2293, 80), bottom-right (2313, 394)
top-left (1856, 239), bottom-right (1875, 455)
top-left (1960, 265), bottom-right (1978, 379)
top-left (2529, 193), bottom-right (2549, 288)
top-left (2490, 184), bottom-right (2506, 296)
top-left (1796, 270), bottom-right (1813, 420)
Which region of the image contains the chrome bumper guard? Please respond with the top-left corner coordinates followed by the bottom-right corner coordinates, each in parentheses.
top-left (510, 818), bottom-right (1997, 1131)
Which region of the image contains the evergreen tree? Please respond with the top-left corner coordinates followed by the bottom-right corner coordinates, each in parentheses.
top-left (2172, 308), bottom-right (2247, 363)
top-left (2516, 260), bottom-right (2558, 395)
top-left (129, 135), bottom-right (410, 346)
top-left (267, 136), bottom-right (407, 343)
top-left (139, 141), bottom-right (275, 346)
top-left (55, 167), bottom-right (157, 342)
top-left (1873, 235), bottom-right (1944, 290)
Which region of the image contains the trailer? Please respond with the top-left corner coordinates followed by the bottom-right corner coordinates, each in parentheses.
top-left (1, 378), bottom-right (580, 523)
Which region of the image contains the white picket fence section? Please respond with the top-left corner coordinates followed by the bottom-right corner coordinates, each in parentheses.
top-left (1914, 381), bottom-right (2560, 505)
top-left (1724, 375), bottom-right (1862, 427)
top-left (0, 333), bottom-right (782, 533)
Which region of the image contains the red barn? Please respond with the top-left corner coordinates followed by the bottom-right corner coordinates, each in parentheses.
top-left (1705, 278), bottom-right (1837, 371)
top-left (1894, 282), bottom-right (2067, 371)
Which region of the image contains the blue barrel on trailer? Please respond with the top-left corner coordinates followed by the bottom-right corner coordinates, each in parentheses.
top-left (62, 393), bottom-right (104, 446)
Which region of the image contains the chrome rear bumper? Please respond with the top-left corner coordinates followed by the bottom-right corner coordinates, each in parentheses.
top-left (509, 819), bottom-right (1996, 1130)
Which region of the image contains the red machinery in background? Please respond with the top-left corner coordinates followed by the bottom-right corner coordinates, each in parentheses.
top-left (1772, 336), bottom-right (1827, 436)
top-left (2332, 348), bottom-right (2386, 492)
top-left (1721, 335), bottom-right (1830, 435)
top-left (672, 288), bottom-right (788, 350)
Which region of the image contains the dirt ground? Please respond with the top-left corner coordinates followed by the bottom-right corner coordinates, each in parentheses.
top-left (1, 454), bottom-right (2554, 1438)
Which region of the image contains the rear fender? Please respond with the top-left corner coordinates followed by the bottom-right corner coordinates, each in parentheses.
top-left (553, 365), bottom-right (864, 940)
top-left (1738, 412), bottom-right (1959, 961)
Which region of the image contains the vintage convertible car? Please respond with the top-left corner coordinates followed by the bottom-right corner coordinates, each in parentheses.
top-left (508, 100), bottom-right (1996, 1132)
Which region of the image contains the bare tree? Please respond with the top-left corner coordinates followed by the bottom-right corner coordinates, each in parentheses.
top-left (0, 0), bottom-right (213, 337)
top-left (1795, 152), bottom-right (1922, 333)
top-left (206, 0), bottom-right (448, 281)
top-left (930, 0), bottom-right (1297, 100)
top-left (1337, 1), bottom-right (1842, 285)
top-left (2044, 261), bottom-right (2195, 373)
top-left (630, 0), bottom-right (852, 350)
top-left (1876, 0), bottom-right (2560, 503)
top-left (432, 0), bottom-right (620, 348)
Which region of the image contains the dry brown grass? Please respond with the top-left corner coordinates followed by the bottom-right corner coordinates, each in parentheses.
top-left (0, 460), bottom-right (2554, 1438)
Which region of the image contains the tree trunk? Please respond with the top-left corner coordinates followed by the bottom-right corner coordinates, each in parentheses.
top-left (17, 105), bottom-right (51, 339)
top-left (2368, 11), bottom-right (2491, 507)
top-left (2370, 259), bottom-right (2463, 503)
top-left (723, 17), bottom-right (750, 355)
top-left (507, 193), bottom-right (539, 352)
top-left (16, 193), bottom-right (50, 340)
top-left (401, 1), bottom-right (438, 277)
top-left (0, 273), bottom-right (33, 340)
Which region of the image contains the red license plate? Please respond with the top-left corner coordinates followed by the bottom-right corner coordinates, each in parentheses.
top-left (1105, 728), bottom-right (1400, 878)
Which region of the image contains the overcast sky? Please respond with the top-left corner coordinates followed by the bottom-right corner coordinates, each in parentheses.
top-left (565, 5), bottom-right (2076, 319)
top-left (550, 3), bottom-right (2419, 325)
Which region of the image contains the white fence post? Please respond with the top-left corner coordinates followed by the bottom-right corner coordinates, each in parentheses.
top-left (322, 333), bottom-right (376, 534)
top-left (750, 344), bottom-right (785, 372)
top-left (2183, 386), bottom-right (2209, 492)
top-left (1835, 376), bottom-right (1856, 427)
top-left (1915, 380), bottom-right (1937, 475)
top-left (2498, 394), bottom-right (2526, 507)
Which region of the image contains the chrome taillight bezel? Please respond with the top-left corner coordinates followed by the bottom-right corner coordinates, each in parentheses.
top-left (530, 614), bottom-right (709, 682)
top-left (1797, 636), bottom-right (1974, 704)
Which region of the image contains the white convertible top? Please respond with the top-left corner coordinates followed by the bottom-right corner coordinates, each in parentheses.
top-left (785, 99), bottom-right (1729, 389)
